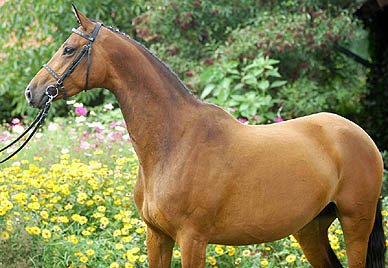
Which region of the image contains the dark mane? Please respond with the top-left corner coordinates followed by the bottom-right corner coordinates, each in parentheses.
top-left (103, 25), bottom-right (195, 98)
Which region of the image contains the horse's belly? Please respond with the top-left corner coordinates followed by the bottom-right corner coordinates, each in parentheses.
top-left (207, 166), bottom-right (337, 245)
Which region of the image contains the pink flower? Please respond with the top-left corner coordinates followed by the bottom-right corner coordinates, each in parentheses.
top-left (228, 107), bottom-right (237, 112)
top-left (109, 122), bottom-right (118, 129)
top-left (75, 107), bottom-right (88, 116)
top-left (252, 115), bottom-right (260, 121)
top-left (238, 118), bottom-right (248, 123)
top-left (12, 118), bottom-right (21, 125)
top-left (80, 141), bottom-right (90, 149)
top-left (274, 117), bottom-right (284, 122)
top-left (95, 127), bottom-right (103, 133)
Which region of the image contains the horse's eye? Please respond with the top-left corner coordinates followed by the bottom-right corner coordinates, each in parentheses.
top-left (63, 47), bottom-right (75, 56)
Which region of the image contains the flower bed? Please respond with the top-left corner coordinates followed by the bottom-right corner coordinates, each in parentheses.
top-left (0, 105), bottom-right (387, 267)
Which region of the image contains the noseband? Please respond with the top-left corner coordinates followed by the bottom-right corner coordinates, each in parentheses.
top-left (42, 22), bottom-right (102, 99)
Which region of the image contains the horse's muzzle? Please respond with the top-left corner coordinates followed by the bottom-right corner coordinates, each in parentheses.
top-left (25, 85), bottom-right (49, 109)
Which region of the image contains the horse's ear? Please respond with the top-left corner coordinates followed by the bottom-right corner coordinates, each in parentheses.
top-left (71, 4), bottom-right (93, 31)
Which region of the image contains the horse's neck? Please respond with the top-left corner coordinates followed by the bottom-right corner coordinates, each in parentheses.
top-left (106, 36), bottom-right (199, 169)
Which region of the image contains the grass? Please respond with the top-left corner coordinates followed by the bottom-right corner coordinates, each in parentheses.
top-left (0, 103), bottom-right (387, 267)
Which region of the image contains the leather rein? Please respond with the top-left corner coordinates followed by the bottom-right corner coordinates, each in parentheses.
top-left (0, 22), bottom-right (102, 164)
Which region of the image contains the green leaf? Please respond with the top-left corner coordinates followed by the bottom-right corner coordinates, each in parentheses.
top-left (200, 84), bottom-right (215, 99)
top-left (258, 80), bottom-right (270, 91)
top-left (266, 69), bottom-right (281, 78)
top-left (270, 80), bottom-right (287, 88)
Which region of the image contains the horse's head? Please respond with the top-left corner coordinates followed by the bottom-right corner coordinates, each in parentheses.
top-left (25, 5), bottom-right (107, 108)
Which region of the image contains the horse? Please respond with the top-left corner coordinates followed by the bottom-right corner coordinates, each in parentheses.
top-left (24, 6), bottom-right (386, 268)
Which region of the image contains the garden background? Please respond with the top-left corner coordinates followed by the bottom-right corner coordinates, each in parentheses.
top-left (0, 0), bottom-right (388, 267)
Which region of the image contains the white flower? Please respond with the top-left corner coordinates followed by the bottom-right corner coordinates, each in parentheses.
top-left (75, 116), bottom-right (86, 123)
top-left (73, 102), bottom-right (84, 108)
top-left (12, 125), bottom-right (24, 134)
top-left (47, 122), bottom-right (58, 131)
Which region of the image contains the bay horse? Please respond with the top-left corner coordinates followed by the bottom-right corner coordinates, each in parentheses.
top-left (25, 6), bottom-right (385, 268)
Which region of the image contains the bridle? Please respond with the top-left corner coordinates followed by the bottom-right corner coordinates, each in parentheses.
top-left (43, 22), bottom-right (102, 99)
top-left (0, 22), bottom-right (102, 164)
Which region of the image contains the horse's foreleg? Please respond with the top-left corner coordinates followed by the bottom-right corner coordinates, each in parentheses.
top-left (177, 231), bottom-right (207, 268)
top-left (146, 225), bottom-right (175, 268)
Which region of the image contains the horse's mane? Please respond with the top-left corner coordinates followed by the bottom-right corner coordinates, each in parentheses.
top-left (102, 24), bottom-right (195, 99)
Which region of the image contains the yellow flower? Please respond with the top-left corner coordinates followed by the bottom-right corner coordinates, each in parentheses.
top-left (214, 246), bottom-right (224, 255)
top-left (122, 236), bottom-right (132, 243)
top-left (286, 254), bottom-right (297, 263)
top-left (58, 216), bottom-right (69, 223)
top-left (242, 249), bottom-right (250, 257)
top-left (207, 256), bottom-right (216, 265)
top-left (113, 229), bottom-right (121, 236)
top-left (94, 150), bottom-right (103, 155)
top-left (31, 226), bottom-right (41, 235)
top-left (42, 229), bottom-right (51, 239)
top-left (100, 217), bottom-right (109, 225)
top-left (82, 230), bottom-right (91, 236)
top-left (260, 259), bottom-right (269, 266)
top-left (328, 234), bottom-right (339, 243)
top-left (0, 231), bottom-right (10, 240)
top-left (97, 206), bottom-right (106, 212)
top-left (335, 229), bottom-right (343, 235)
top-left (301, 254), bottom-right (308, 262)
top-left (173, 250), bottom-right (181, 259)
top-left (135, 227), bottom-right (145, 234)
top-left (226, 246), bottom-right (235, 256)
top-left (80, 256), bottom-right (88, 263)
top-left (86, 249), bottom-right (95, 256)
top-left (139, 255), bottom-right (147, 262)
top-left (40, 210), bottom-right (49, 219)
top-left (124, 263), bottom-right (134, 268)
top-left (115, 243), bottom-right (124, 250)
top-left (70, 235), bottom-right (78, 244)
top-left (110, 262), bottom-right (119, 268)
top-left (64, 203), bottom-right (73, 210)
top-left (27, 202), bottom-right (40, 210)
top-left (331, 241), bottom-right (340, 250)
top-left (235, 258), bottom-right (241, 265)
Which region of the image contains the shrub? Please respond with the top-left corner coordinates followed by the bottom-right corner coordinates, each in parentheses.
top-left (199, 56), bottom-right (286, 123)
top-left (0, 0), bottom-right (146, 120)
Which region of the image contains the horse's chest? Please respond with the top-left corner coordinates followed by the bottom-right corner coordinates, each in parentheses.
top-left (134, 179), bottom-right (179, 234)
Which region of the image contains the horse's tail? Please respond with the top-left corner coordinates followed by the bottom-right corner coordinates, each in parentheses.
top-left (366, 199), bottom-right (386, 268)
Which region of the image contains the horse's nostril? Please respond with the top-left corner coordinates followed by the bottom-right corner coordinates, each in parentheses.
top-left (25, 87), bottom-right (32, 102)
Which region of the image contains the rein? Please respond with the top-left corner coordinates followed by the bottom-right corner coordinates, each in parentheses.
top-left (0, 87), bottom-right (57, 164)
top-left (0, 22), bottom-right (102, 164)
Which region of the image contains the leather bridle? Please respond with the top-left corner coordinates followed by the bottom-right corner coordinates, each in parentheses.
top-left (42, 22), bottom-right (102, 99)
top-left (0, 22), bottom-right (102, 164)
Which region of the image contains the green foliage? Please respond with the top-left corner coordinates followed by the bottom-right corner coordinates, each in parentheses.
top-left (134, 0), bottom-right (266, 62)
top-left (200, 56), bottom-right (286, 122)
top-left (0, 0), bottom-right (146, 120)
